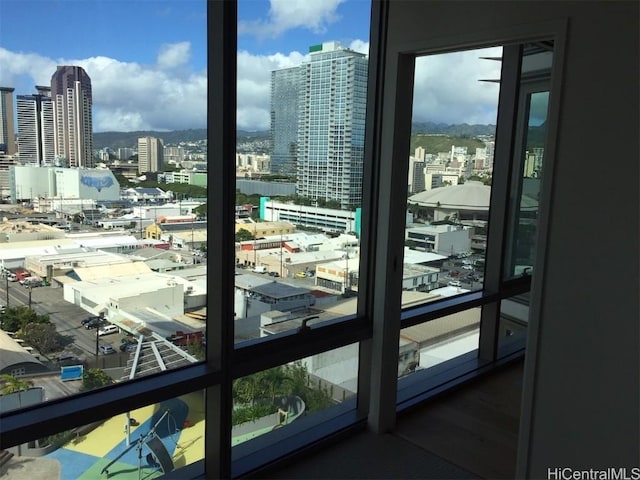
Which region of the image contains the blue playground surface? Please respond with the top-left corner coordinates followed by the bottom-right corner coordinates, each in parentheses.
top-left (46, 398), bottom-right (188, 480)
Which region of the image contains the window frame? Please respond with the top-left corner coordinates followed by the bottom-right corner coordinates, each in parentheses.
top-left (0, 3), bottom-right (568, 480)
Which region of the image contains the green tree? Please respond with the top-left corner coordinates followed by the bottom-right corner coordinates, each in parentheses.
top-left (81, 368), bottom-right (114, 391)
top-left (235, 228), bottom-right (255, 242)
top-left (232, 362), bottom-right (333, 424)
top-left (0, 306), bottom-right (49, 333)
top-left (193, 203), bottom-right (207, 218)
top-left (185, 342), bottom-right (205, 360)
top-left (21, 323), bottom-right (61, 354)
top-left (114, 173), bottom-right (131, 188)
top-left (0, 374), bottom-right (33, 395)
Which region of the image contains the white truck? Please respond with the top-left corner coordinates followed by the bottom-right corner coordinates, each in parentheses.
top-left (252, 265), bottom-right (267, 274)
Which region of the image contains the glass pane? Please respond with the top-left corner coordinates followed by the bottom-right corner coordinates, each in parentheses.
top-left (4, 392), bottom-right (205, 479)
top-left (506, 90), bottom-right (550, 278)
top-left (404, 46), bottom-right (502, 307)
top-left (232, 344), bottom-right (358, 447)
top-left (399, 308), bottom-right (480, 376)
top-left (498, 294), bottom-right (530, 355)
top-left (0, 0), bottom-right (207, 411)
top-left (234, 0), bottom-right (372, 342)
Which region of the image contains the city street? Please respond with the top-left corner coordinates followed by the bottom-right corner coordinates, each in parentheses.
top-left (0, 281), bottom-right (126, 361)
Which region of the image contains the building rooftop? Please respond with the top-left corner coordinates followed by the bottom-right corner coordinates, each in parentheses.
top-left (408, 181), bottom-right (492, 211)
top-left (0, 331), bottom-right (46, 373)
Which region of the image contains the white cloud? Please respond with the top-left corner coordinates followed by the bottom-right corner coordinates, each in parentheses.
top-left (1, 43), bottom-right (502, 135)
top-left (348, 40), bottom-right (369, 55)
top-left (236, 49), bottom-right (307, 131)
top-left (239, 0), bottom-right (345, 38)
top-left (412, 47), bottom-right (503, 125)
top-left (157, 42), bottom-right (191, 70)
top-left (0, 47), bottom-right (57, 88)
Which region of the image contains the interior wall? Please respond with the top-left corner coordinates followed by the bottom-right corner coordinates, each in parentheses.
top-left (385, 1), bottom-right (639, 476)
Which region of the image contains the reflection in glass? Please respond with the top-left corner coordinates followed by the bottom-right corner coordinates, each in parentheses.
top-left (399, 308), bottom-right (480, 375)
top-left (4, 392), bottom-right (205, 479)
top-left (498, 294), bottom-right (530, 354)
top-left (232, 345), bottom-right (358, 446)
top-left (405, 47), bottom-right (502, 306)
top-left (507, 90), bottom-right (550, 278)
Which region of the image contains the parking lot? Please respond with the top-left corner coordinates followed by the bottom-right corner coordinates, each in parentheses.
top-left (1, 282), bottom-right (131, 367)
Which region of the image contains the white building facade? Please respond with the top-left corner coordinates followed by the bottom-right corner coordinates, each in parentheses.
top-left (10, 165), bottom-right (120, 203)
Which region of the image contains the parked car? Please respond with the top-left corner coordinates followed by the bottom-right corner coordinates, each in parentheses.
top-left (57, 354), bottom-right (83, 366)
top-left (295, 271), bottom-right (307, 279)
top-left (448, 280), bottom-right (462, 287)
top-left (6, 273), bottom-right (18, 282)
top-left (81, 316), bottom-right (100, 326)
top-left (462, 265), bottom-right (474, 270)
top-left (268, 271), bottom-right (280, 277)
top-left (120, 341), bottom-right (138, 353)
top-left (98, 324), bottom-right (119, 336)
top-left (84, 317), bottom-right (107, 329)
top-left (22, 277), bottom-right (43, 287)
top-left (98, 344), bottom-right (116, 355)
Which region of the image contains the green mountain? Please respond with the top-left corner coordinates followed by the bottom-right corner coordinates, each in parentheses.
top-left (94, 123), bottom-right (495, 152)
top-left (93, 129), bottom-right (269, 150)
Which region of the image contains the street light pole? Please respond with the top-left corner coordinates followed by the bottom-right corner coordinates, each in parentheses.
top-left (5, 275), bottom-right (8, 307)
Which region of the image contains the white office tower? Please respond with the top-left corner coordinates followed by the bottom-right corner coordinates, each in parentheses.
top-left (51, 66), bottom-right (94, 168)
top-left (295, 42), bottom-right (368, 209)
top-left (17, 94), bottom-right (55, 165)
top-left (138, 136), bottom-right (164, 173)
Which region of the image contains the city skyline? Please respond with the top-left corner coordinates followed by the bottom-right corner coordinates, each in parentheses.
top-left (0, 0), bottom-right (503, 133)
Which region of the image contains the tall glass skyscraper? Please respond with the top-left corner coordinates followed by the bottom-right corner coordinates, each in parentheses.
top-left (271, 42), bottom-right (368, 209)
top-left (0, 87), bottom-right (16, 155)
top-left (270, 67), bottom-right (300, 175)
top-left (51, 65), bottom-right (93, 168)
top-left (298, 42), bottom-right (368, 209)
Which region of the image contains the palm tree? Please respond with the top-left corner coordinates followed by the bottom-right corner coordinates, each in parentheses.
top-left (0, 374), bottom-right (33, 395)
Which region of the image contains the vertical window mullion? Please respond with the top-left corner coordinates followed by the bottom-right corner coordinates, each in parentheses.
top-left (356, 0), bottom-right (388, 420)
top-left (366, 51), bottom-right (415, 434)
top-left (206, 0), bottom-right (237, 477)
top-left (478, 44), bottom-right (522, 362)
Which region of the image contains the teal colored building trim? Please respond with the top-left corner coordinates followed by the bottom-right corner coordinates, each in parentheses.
top-left (259, 196), bottom-right (270, 220)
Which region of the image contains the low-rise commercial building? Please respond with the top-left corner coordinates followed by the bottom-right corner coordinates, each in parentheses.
top-left (10, 165), bottom-right (120, 203)
top-left (260, 197), bottom-right (361, 235)
top-left (405, 223), bottom-right (472, 256)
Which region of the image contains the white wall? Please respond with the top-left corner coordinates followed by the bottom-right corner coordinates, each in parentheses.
top-left (387, 1), bottom-right (639, 476)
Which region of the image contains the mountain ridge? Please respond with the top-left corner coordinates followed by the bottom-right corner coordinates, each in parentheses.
top-left (93, 123), bottom-right (498, 150)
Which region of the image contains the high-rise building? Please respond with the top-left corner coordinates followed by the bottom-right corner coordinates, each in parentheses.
top-left (270, 66), bottom-right (300, 175)
top-left (118, 147), bottom-right (135, 161)
top-left (297, 42), bottom-right (368, 209)
top-left (0, 87), bottom-right (16, 155)
top-left (16, 94), bottom-right (55, 165)
top-left (50, 65), bottom-right (93, 168)
top-left (138, 136), bottom-right (164, 173)
top-left (35, 85), bottom-right (51, 97)
top-left (408, 157), bottom-right (426, 193)
top-left (164, 145), bottom-right (186, 164)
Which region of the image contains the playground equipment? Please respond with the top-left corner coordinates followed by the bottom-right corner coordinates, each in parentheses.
top-left (101, 410), bottom-right (174, 479)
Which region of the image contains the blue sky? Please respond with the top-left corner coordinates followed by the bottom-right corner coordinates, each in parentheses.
top-left (0, 0), bottom-right (501, 132)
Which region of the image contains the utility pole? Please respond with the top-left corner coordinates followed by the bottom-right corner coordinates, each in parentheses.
top-left (5, 275), bottom-right (8, 308)
top-left (28, 286), bottom-right (32, 309)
